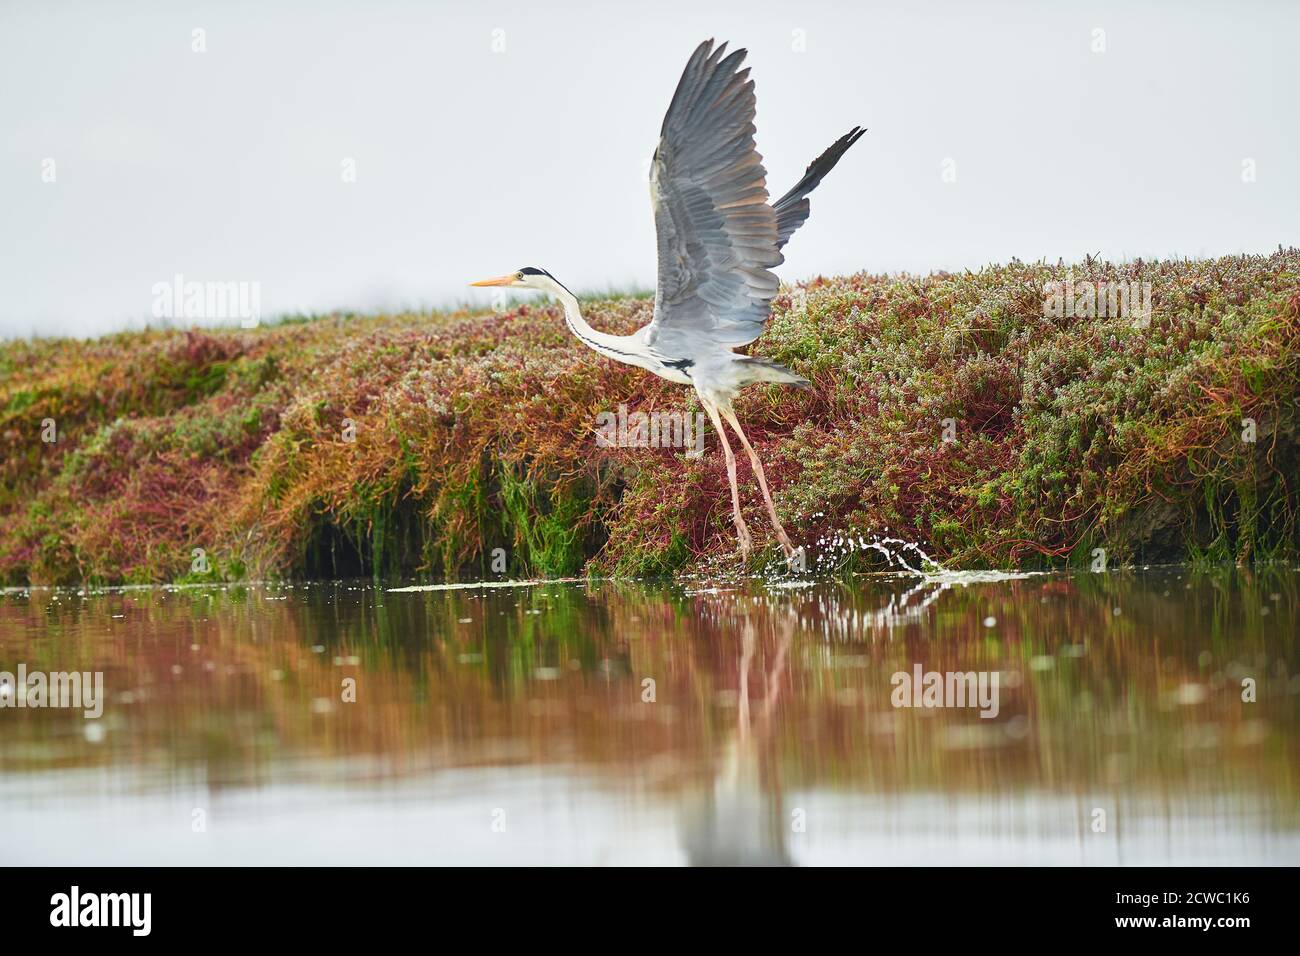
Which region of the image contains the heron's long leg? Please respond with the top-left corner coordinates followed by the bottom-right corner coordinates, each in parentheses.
top-left (702, 400), bottom-right (752, 558)
top-left (719, 408), bottom-right (796, 559)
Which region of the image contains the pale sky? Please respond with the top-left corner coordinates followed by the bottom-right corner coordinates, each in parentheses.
top-left (1, 0), bottom-right (1295, 338)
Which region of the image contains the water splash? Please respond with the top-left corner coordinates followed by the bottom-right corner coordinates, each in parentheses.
top-left (765, 523), bottom-right (943, 578)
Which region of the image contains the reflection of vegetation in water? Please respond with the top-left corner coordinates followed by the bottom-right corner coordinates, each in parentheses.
top-left (1, 569), bottom-right (1297, 838)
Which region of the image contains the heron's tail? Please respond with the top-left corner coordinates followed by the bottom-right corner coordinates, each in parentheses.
top-left (737, 356), bottom-right (812, 390)
top-left (773, 126), bottom-right (866, 249)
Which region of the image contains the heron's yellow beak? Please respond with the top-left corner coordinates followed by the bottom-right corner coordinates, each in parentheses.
top-left (469, 274), bottom-right (518, 287)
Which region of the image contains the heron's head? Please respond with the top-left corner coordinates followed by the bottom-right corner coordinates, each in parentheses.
top-left (469, 266), bottom-right (559, 292)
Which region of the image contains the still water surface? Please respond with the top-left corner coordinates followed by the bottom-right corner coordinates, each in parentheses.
top-left (2, 568), bottom-right (1297, 865)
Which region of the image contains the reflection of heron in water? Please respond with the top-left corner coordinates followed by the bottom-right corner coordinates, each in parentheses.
top-left (680, 612), bottom-right (795, 866)
top-left (678, 579), bottom-right (958, 864)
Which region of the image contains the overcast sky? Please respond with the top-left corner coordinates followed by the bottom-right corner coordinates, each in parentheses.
top-left (1, 0), bottom-right (1295, 338)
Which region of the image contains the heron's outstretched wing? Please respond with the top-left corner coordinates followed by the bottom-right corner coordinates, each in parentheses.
top-left (773, 126), bottom-right (866, 249)
top-left (645, 40), bottom-right (782, 355)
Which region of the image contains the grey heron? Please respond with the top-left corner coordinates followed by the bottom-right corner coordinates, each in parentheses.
top-left (472, 39), bottom-right (864, 561)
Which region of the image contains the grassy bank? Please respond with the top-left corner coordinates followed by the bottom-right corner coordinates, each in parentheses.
top-left (2, 252), bottom-right (1298, 585)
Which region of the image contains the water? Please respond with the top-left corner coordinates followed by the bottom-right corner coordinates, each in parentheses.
top-left (1, 568), bottom-right (1297, 865)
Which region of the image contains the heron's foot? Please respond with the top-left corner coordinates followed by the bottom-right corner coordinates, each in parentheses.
top-left (734, 518), bottom-right (753, 559)
top-left (773, 525), bottom-right (797, 560)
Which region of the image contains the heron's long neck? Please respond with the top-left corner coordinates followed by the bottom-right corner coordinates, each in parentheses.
top-left (549, 282), bottom-right (652, 369)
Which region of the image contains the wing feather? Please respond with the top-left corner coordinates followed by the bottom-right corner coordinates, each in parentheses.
top-left (645, 40), bottom-right (782, 354)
